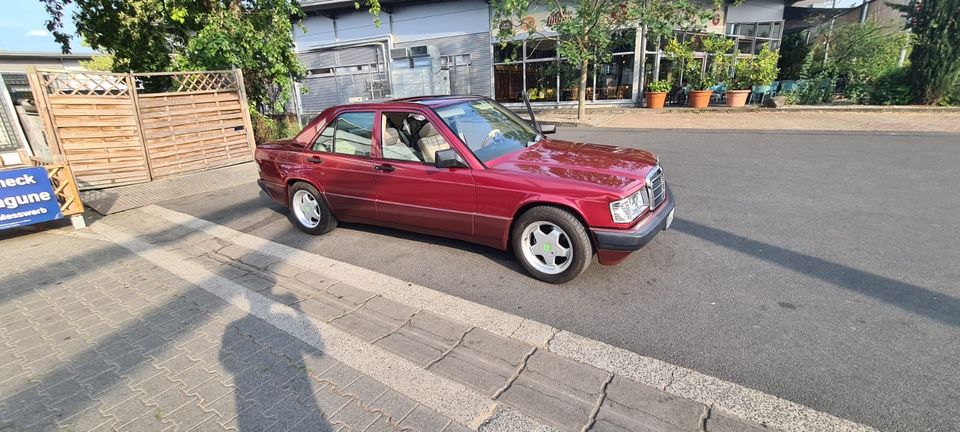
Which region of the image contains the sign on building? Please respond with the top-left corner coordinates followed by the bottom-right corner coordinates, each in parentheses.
top-left (0, 166), bottom-right (63, 230)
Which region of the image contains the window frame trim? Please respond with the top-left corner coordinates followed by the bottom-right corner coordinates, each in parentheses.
top-left (378, 109), bottom-right (457, 166)
top-left (308, 109), bottom-right (377, 159)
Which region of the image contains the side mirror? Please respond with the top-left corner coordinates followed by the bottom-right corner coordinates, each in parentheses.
top-left (539, 124), bottom-right (556, 134)
top-left (435, 148), bottom-right (468, 169)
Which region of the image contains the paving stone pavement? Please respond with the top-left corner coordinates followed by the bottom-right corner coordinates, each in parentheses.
top-left (0, 228), bottom-right (458, 432)
top-left (1, 209), bottom-right (777, 432)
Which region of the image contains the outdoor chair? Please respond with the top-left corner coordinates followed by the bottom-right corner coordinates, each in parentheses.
top-left (750, 85), bottom-right (771, 104)
top-left (710, 83), bottom-right (726, 103)
top-left (779, 80), bottom-right (797, 93)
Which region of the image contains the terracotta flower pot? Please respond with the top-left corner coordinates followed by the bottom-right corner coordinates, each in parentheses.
top-left (688, 90), bottom-right (713, 108)
top-left (644, 92), bottom-right (667, 109)
top-left (725, 89), bottom-right (751, 107)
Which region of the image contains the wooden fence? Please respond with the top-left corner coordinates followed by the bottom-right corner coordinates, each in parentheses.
top-left (27, 68), bottom-right (256, 189)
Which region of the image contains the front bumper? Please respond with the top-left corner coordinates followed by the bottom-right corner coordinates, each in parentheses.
top-left (592, 184), bottom-right (675, 252)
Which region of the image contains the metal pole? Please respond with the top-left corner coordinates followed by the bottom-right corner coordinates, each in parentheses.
top-left (823, 0), bottom-right (838, 66)
top-left (634, 26), bottom-right (645, 106)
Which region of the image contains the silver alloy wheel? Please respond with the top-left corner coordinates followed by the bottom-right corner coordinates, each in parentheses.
top-left (520, 221), bottom-right (573, 275)
top-left (292, 190), bottom-right (322, 229)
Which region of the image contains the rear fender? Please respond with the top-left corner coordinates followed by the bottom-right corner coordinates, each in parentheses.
top-left (284, 177), bottom-right (327, 206)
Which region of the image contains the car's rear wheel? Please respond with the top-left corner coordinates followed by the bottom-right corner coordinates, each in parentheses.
top-left (288, 182), bottom-right (337, 235)
top-left (512, 206), bottom-right (592, 284)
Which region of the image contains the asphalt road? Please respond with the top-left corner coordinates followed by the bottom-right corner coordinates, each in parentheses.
top-left (160, 128), bottom-right (960, 432)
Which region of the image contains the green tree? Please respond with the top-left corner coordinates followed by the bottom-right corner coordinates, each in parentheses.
top-left (777, 33), bottom-right (808, 80)
top-left (79, 53), bottom-right (113, 71)
top-left (895, 0), bottom-right (960, 104)
top-left (490, 0), bottom-right (714, 119)
top-left (41, 0), bottom-right (305, 113)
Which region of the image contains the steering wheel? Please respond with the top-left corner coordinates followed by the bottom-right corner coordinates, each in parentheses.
top-left (479, 129), bottom-right (502, 149)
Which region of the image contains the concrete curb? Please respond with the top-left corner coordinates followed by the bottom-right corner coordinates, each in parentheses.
top-left (143, 204), bottom-right (875, 432)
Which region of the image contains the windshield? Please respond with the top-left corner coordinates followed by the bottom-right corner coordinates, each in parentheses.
top-left (435, 99), bottom-right (541, 163)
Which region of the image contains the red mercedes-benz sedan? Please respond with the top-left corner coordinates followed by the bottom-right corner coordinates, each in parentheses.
top-left (255, 95), bottom-right (674, 283)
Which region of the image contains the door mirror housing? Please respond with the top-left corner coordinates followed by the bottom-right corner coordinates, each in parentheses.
top-left (435, 148), bottom-right (468, 169)
top-left (539, 124), bottom-right (556, 134)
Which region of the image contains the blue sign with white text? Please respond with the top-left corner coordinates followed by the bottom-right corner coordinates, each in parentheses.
top-left (0, 167), bottom-right (63, 230)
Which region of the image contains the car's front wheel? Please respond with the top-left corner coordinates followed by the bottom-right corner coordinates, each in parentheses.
top-left (287, 182), bottom-right (337, 235)
top-left (512, 206), bottom-right (592, 284)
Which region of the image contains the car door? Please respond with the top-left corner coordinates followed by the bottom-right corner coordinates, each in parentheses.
top-left (304, 110), bottom-right (379, 223)
top-left (373, 109), bottom-right (476, 237)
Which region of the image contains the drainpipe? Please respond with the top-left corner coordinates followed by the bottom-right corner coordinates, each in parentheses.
top-left (859, 0), bottom-right (869, 24)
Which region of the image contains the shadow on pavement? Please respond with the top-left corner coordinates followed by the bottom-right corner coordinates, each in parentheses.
top-left (0, 228), bottom-right (333, 430)
top-left (220, 290), bottom-right (333, 431)
top-left (672, 217), bottom-right (960, 328)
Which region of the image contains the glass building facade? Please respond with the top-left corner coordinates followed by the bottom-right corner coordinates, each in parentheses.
top-left (493, 30), bottom-right (636, 104)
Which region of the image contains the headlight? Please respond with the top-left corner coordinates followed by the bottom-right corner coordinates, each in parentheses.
top-left (609, 189), bottom-right (647, 223)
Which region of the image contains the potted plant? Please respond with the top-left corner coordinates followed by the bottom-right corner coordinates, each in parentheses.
top-left (645, 80), bottom-right (671, 109)
top-left (665, 35), bottom-right (734, 109)
top-left (728, 45), bottom-right (780, 107)
top-left (727, 59), bottom-right (753, 107)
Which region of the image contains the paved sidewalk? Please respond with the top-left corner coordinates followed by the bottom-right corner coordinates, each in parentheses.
top-left (1, 205), bottom-right (860, 432)
top-left (537, 109), bottom-right (960, 133)
top-left (80, 163), bottom-right (257, 215)
top-left (0, 228), bottom-right (462, 432)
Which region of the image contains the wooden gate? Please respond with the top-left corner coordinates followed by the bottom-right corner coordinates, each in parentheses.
top-left (27, 68), bottom-right (256, 189)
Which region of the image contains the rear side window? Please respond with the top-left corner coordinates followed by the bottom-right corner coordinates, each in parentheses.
top-left (311, 111), bottom-right (375, 157)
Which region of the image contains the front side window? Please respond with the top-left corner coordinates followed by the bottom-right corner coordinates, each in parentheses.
top-left (312, 111), bottom-right (374, 156)
top-left (381, 112), bottom-right (453, 164)
top-left (436, 99), bottom-right (540, 163)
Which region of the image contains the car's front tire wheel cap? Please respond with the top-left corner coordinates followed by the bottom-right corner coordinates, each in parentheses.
top-left (287, 182), bottom-right (337, 235)
top-left (512, 206), bottom-right (592, 283)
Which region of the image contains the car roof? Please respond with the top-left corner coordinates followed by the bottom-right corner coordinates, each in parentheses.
top-left (341, 95), bottom-right (484, 110)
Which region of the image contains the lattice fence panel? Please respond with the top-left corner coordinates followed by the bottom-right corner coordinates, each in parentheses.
top-left (28, 68), bottom-right (255, 189)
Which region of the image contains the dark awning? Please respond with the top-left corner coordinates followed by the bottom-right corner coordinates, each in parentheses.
top-left (783, 5), bottom-right (862, 34)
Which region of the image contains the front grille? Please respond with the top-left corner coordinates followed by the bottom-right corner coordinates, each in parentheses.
top-left (646, 166), bottom-right (665, 209)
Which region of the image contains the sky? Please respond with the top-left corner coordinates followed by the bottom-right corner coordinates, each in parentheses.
top-left (0, 0), bottom-right (865, 54)
top-left (0, 1), bottom-right (92, 53)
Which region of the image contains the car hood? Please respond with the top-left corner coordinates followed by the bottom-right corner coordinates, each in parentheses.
top-left (487, 138), bottom-right (659, 191)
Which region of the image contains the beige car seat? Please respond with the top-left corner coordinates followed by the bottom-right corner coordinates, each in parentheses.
top-left (416, 122), bottom-right (449, 163)
top-left (381, 117), bottom-right (419, 161)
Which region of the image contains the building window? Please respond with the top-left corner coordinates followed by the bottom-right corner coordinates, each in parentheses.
top-left (492, 30), bottom-right (634, 104)
top-left (725, 21), bottom-right (783, 54)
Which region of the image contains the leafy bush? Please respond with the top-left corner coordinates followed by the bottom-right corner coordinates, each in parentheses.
top-left (251, 108), bottom-right (300, 144)
top-left (646, 79), bottom-right (672, 93)
top-left (664, 35), bottom-right (733, 90)
top-left (798, 22), bottom-right (911, 104)
top-left (731, 45), bottom-right (780, 90)
top-left (941, 73), bottom-right (960, 106)
top-left (793, 73), bottom-right (835, 105)
top-left (869, 67), bottom-right (912, 105)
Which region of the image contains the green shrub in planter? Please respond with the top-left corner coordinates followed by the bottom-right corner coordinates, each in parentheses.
top-left (647, 80), bottom-right (672, 93)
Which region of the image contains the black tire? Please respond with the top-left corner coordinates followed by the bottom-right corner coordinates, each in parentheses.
top-left (287, 182), bottom-right (337, 235)
top-left (511, 206), bottom-right (592, 284)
